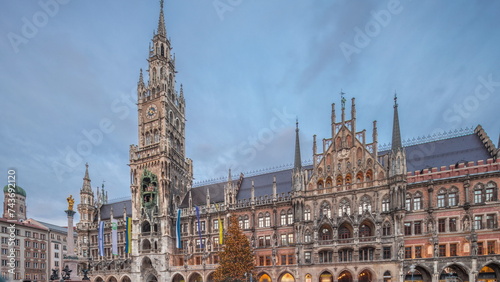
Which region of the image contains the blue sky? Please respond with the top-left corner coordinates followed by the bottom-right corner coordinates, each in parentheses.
top-left (1, 0), bottom-right (499, 225)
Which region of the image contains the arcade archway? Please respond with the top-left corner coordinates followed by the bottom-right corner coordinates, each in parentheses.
top-left (172, 273), bottom-right (185, 282)
top-left (319, 271), bottom-right (333, 282)
top-left (258, 273), bottom-right (272, 282)
top-left (358, 269), bottom-right (373, 282)
top-left (438, 265), bottom-right (469, 282)
top-left (189, 272), bottom-right (203, 282)
top-left (338, 270), bottom-right (353, 282)
top-left (279, 272), bottom-right (295, 282)
top-left (478, 264), bottom-right (499, 282)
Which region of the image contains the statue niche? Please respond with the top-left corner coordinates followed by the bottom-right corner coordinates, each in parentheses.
top-left (141, 169), bottom-right (159, 209)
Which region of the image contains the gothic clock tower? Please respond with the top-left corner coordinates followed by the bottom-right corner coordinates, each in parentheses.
top-left (128, 1), bottom-right (193, 280)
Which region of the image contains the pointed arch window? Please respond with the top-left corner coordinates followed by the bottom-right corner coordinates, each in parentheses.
top-left (339, 198), bottom-right (351, 216)
top-left (243, 215), bottom-right (249, 229)
top-left (485, 181), bottom-right (498, 202)
top-left (448, 187), bottom-right (458, 206)
top-left (413, 192), bottom-right (422, 210)
top-left (382, 222), bottom-right (391, 236)
top-left (405, 193), bottom-right (412, 211)
top-left (287, 209), bottom-right (293, 224)
top-left (154, 131), bottom-right (160, 143)
top-left (437, 188), bottom-right (447, 207)
top-left (320, 225), bottom-right (332, 241)
top-left (359, 195), bottom-right (372, 213)
top-left (382, 196), bottom-right (390, 212)
top-left (304, 206), bottom-right (311, 221)
top-left (304, 230), bottom-right (312, 243)
top-left (280, 210), bottom-right (286, 226)
top-left (265, 212), bottom-right (271, 227)
top-left (321, 202), bottom-right (331, 218)
top-left (336, 175), bottom-right (343, 186)
top-left (258, 213), bottom-right (264, 228)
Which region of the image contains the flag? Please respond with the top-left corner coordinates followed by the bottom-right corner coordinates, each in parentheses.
top-left (195, 206), bottom-right (203, 249)
top-left (98, 221), bottom-right (104, 257)
top-left (176, 209), bottom-right (182, 249)
top-left (111, 219), bottom-right (118, 256)
top-left (216, 204), bottom-right (223, 244)
top-left (124, 217), bottom-right (132, 254)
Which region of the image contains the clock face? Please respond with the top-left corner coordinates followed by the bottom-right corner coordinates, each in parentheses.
top-left (146, 104), bottom-right (157, 119)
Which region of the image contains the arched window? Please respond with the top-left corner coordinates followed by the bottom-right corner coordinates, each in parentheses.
top-left (320, 224), bottom-right (332, 241)
top-left (485, 182), bottom-right (497, 202)
top-left (280, 210), bottom-right (286, 226)
top-left (152, 68), bottom-right (157, 84)
top-left (359, 195), bottom-right (371, 213)
top-left (304, 206), bottom-right (311, 221)
top-left (339, 198), bottom-right (351, 216)
top-left (336, 175), bottom-right (343, 186)
top-left (345, 173), bottom-right (352, 184)
top-left (413, 192), bottom-right (422, 210)
top-left (356, 171), bottom-right (364, 183)
top-left (145, 132), bottom-right (151, 145)
top-left (325, 177), bottom-right (332, 187)
top-left (382, 222), bottom-right (391, 236)
top-left (338, 224), bottom-right (352, 242)
top-left (287, 209), bottom-right (293, 224)
top-left (382, 196), bottom-right (390, 212)
top-left (321, 202), bottom-right (331, 218)
top-left (437, 188), bottom-right (447, 207)
top-left (265, 212), bottom-right (271, 227)
top-left (243, 215), bottom-right (249, 229)
top-left (359, 223), bottom-right (372, 238)
top-left (304, 230), bottom-right (311, 243)
top-left (366, 169), bottom-right (373, 181)
top-left (238, 216), bottom-right (244, 229)
top-left (448, 187), bottom-right (458, 206)
top-left (154, 131), bottom-right (159, 143)
top-left (317, 180), bottom-right (324, 189)
top-left (405, 193), bottom-right (412, 211)
top-left (258, 213), bottom-right (264, 228)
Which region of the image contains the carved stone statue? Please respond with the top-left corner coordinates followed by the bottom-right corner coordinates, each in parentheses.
top-left (62, 265), bottom-right (72, 280)
top-left (67, 195), bottom-right (75, 211)
top-left (50, 268), bottom-right (59, 280)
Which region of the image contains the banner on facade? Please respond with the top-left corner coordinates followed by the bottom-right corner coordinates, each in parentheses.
top-left (125, 217), bottom-right (132, 254)
top-left (98, 221), bottom-right (104, 257)
top-left (176, 209), bottom-right (182, 249)
top-left (195, 206), bottom-right (203, 249)
top-left (111, 219), bottom-right (118, 256)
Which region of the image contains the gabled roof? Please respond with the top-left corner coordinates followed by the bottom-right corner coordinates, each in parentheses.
top-left (34, 220), bottom-right (68, 234)
top-left (380, 133), bottom-right (492, 173)
top-left (179, 183), bottom-right (225, 208)
top-left (99, 200), bottom-right (132, 221)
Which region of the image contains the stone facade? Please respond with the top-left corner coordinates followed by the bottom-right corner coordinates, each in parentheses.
top-left (75, 2), bottom-right (500, 282)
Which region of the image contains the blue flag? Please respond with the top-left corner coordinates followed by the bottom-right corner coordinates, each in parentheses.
top-left (98, 221), bottom-right (105, 257)
top-left (176, 209), bottom-right (182, 249)
top-left (195, 206), bottom-right (203, 249)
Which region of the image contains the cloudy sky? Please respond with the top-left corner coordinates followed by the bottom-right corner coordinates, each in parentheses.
top-left (1, 1), bottom-right (499, 225)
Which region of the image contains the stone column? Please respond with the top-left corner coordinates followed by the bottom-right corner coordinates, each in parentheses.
top-left (63, 209), bottom-right (81, 281)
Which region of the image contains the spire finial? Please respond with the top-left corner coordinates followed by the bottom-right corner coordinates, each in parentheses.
top-left (138, 69), bottom-right (144, 85)
top-left (340, 89), bottom-right (346, 110)
top-left (391, 92), bottom-right (402, 150)
top-left (157, 0), bottom-right (166, 37)
top-left (294, 119), bottom-right (302, 171)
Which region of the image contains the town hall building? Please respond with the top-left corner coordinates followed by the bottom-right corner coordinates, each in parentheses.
top-left (75, 2), bottom-right (500, 282)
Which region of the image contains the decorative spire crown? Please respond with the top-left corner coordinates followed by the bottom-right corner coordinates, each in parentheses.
top-left (157, 0), bottom-right (166, 37)
top-left (391, 93), bottom-right (402, 151)
top-left (294, 119), bottom-right (302, 170)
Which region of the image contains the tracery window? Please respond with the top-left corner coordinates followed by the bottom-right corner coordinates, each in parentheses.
top-left (338, 199), bottom-right (351, 216)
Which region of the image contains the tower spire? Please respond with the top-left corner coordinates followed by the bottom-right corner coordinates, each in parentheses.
top-left (294, 119), bottom-right (302, 170)
top-left (391, 93), bottom-right (402, 151)
top-left (157, 0), bottom-right (166, 37)
top-left (81, 163), bottom-right (92, 193)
